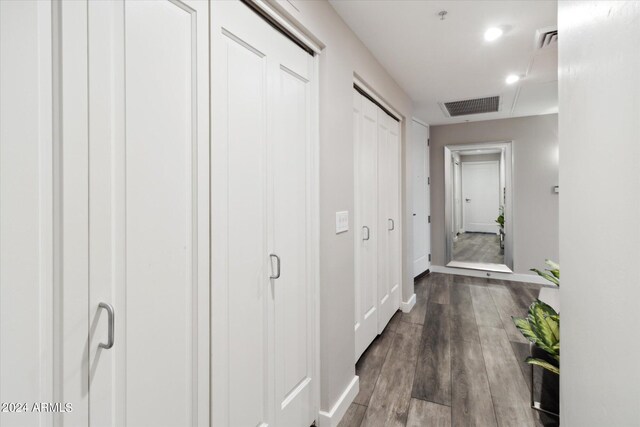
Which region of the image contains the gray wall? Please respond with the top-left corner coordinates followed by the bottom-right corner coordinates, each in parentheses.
top-left (269, 0), bottom-right (420, 413)
top-left (430, 114), bottom-right (559, 274)
top-left (559, 2), bottom-right (640, 425)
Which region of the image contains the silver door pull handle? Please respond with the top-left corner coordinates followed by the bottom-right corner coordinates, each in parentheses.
top-left (270, 254), bottom-right (281, 279)
top-left (98, 302), bottom-right (114, 350)
top-left (465, 198), bottom-right (471, 202)
top-left (388, 218), bottom-right (395, 231)
top-left (362, 226), bottom-right (370, 241)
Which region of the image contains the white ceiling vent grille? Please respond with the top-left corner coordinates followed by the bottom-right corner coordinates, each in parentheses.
top-left (535, 26), bottom-right (558, 49)
top-left (443, 96), bottom-right (500, 117)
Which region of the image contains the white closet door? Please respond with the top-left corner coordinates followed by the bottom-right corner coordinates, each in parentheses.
top-left (0, 2), bottom-right (57, 425)
top-left (412, 120), bottom-right (430, 277)
top-left (387, 116), bottom-right (402, 316)
top-left (88, 1), bottom-right (210, 426)
top-left (354, 92), bottom-right (379, 360)
top-left (211, 3), bottom-right (270, 425)
top-left (271, 30), bottom-right (315, 427)
top-left (211, 2), bottom-right (316, 426)
top-left (377, 112), bottom-right (401, 332)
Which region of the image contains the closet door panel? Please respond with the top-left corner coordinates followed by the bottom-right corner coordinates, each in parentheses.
top-left (376, 110), bottom-right (394, 332)
top-left (89, 1), bottom-right (210, 426)
top-left (211, 2), bottom-right (270, 426)
top-left (354, 93), bottom-right (379, 360)
top-left (388, 117), bottom-right (401, 310)
top-left (0, 2), bottom-right (55, 425)
top-left (272, 48), bottom-right (314, 426)
top-left (225, 44), bottom-right (267, 427)
top-left (125, 3), bottom-right (208, 426)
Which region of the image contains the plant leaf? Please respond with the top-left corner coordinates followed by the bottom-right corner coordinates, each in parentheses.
top-left (524, 300), bottom-right (560, 358)
top-left (526, 357), bottom-right (560, 375)
top-left (545, 259), bottom-right (560, 271)
top-left (512, 316), bottom-right (538, 343)
top-left (530, 268), bottom-right (560, 287)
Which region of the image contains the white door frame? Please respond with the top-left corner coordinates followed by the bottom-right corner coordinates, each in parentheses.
top-left (444, 142), bottom-right (513, 271)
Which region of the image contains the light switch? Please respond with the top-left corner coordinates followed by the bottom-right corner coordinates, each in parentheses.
top-left (335, 211), bottom-right (349, 234)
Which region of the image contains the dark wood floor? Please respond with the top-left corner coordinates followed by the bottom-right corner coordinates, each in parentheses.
top-left (339, 273), bottom-right (559, 427)
top-left (453, 233), bottom-right (503, 264)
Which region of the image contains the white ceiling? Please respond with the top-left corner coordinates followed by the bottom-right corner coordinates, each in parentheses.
top-left (330, 0), bottom-right (558, 125)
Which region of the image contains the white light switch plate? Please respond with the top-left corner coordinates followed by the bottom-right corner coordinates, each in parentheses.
top-left (335, 211), bottom-right (349, 234)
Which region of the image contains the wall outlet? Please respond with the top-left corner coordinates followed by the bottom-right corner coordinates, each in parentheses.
top-left (335, 211), bottom-right (349, 234)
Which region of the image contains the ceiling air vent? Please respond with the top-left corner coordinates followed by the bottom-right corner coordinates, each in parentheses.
top-left (442, 96), bottom-right (500, 117)
top-left (535, 26), bottom-right (558, 49)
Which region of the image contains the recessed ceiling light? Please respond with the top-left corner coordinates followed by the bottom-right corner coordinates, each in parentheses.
top-left (506, 74), bottom-right (520, 84)
top-left (484, 27), bottom-right (503, 42)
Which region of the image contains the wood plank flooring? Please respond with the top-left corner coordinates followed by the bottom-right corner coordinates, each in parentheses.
top-left (453, 232), bottom-right (503, 264)
top-left (339, 273), bottom-right (560, 427)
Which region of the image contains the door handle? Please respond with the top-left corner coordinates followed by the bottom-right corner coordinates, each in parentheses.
top-left (269, 254), bottom-right (281, 279)
top-left (98, 302), bottom-right (114, 350)
top-left (362, 226), bottom-right (370, 241)
top-left (465, 198), bottom-right (471, 202)
top-left (388, 218), bottom-right (395, 231)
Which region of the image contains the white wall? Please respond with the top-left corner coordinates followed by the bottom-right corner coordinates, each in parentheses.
top-left (559, 2), bottom-right (640, 425)
top-left (430, 114), bottom-right (559, 274)
top-left (266, 0), bottom-right (419, 416)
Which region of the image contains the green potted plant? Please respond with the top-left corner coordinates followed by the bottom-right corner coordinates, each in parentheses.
top-left (513, 260), bottom-right (560, 374)
top-left (513, 260), bottom-right (560, 418)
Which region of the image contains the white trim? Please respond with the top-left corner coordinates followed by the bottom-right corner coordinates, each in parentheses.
top-left (311, 42), bottom-right (322, 426)
top-left (401, 293), bottom-right (416, 313)
top-left (430, 265), bottom-right (550, 285)
top-left (353, 74), bottom-right (403, 122)
top-left (318, 376), bottom-right (360, 427)
top-left (253, 0), bottom-right (323, 54)
top-left (446, 260), bottom-right (512, 274)
top-left (411, 116), bottom-right (430, 128)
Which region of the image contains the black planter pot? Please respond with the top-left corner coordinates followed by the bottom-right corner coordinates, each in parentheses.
top-left (531, 343), bottom-right (560, 425)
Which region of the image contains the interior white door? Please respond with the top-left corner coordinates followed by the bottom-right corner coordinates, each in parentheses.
top-left (462, 161), bottom-right (500, 233)
top-left (411, 120), bottom-right (430, 277)
top-left (353, 91), bottom-right (379, 360)
top-left (211, 2), bottom-right (316, 426)
top-left (377, 112), bottom-right (401, 333)
top-left (87, 1), bottom-right (210, 426)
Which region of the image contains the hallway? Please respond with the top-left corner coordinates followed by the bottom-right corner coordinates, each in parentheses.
top-left (340, 273), bottom-right (559, 427)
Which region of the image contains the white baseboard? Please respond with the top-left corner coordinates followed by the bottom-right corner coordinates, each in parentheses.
top-left (430, 265), bottom-right (550, 285)
top-left (318, 375), bottom-right (359, 427)
top-left (400, 293), bottom-right (416, 313)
